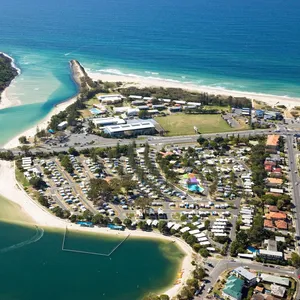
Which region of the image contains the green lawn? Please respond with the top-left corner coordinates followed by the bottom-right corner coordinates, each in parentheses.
top-left (155, 113), bottom-right (238, 136)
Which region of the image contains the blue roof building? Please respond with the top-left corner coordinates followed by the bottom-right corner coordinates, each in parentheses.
top-left (222, 275), bottom-right (244, 300)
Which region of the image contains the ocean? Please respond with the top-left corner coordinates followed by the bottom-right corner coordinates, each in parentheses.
top-left (0, 0), bottom-right (300, 144)
top-left (0, 196), bottom-right (183, 300)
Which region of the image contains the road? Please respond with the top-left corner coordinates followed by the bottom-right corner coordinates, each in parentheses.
top-left (200, 258), bottom-right (299, 299)
top-left (286, 135), bottom-right (300, 237)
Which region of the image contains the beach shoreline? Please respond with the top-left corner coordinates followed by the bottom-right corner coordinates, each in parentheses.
top-left (89, 71), bottom-right (300, 109)
top-left (0, 159), bottom-right (194, 299)
top-left (0, 52), bottom-right (21, 110)
top-left (2, 60), bottom-right (83, 149)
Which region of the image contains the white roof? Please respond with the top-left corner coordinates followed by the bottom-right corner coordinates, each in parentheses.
top-left (180, 226), bottom-right (190, 233)
top-left (194, 233), bottom-right (206, 238)
top-left (259, 250), bottom-right (283, 258)
top-left (146, 219), bottom-right (152, 226)
top-left (197, 237), bottom-right (208, 242)
top-left (199, 241), bottom-right (210, 246)
top-left (152, 220), bottom-right (158, 226)
top-left (167, 222), bottom-right (175, 229)
top-left (173, 224), bottom-right (181, 230)
top-left (189, 229), bottom-right (200, 235)
top-left (261, 274), bottom-right (289, 286)
top-left (93, 117), bottom-right (124, 126)
top-left (186, 102), bottom-right (201, 106)
top-left (129, 95), bottom-right (143, 99)
top-left (233, 267), bottom-right (256, 281)
top-left (104, 122), bottom-right (155, 133)
top-left (98, 94), bottom-right (123, 101)
top-left (58, 121), bottom-right (68, 127)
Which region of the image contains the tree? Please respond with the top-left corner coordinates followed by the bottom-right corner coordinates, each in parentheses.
top-left (68, 147), bottom-right (79, 156)
top-left (38, 195), bottom-right (49, 207)
top-left (123, 218), bottom-right (132, 228)
top-left (88, 178), bottom-right (113, 204)
top-left (29, 176), bottom-right (45, 189)
top-left (135, 197), bottom-right (152, 213)
top-left (291, 252), bottom-right (300, 268)
top-left (92, 213), bottom-right (104, 225)
top-left (113, 217), bottom-right (122, 225)
top-left (61, 155), bottom-right (74, 173)
top-left (199, 248), bottom-right (209, 258)
top-left (18, 136), bottom-right (28, 144)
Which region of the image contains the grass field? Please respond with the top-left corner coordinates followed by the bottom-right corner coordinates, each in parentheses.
top-left (155, 113), bottom-right (239, 136)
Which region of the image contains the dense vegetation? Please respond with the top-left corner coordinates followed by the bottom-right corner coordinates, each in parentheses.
top-left (119, 86), bottom-right (252, 108)
top-left (0, 54), bottom-right (18, 98)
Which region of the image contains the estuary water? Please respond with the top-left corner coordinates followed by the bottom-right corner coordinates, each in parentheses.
top-left (0, 196), bottom-right (183, 300)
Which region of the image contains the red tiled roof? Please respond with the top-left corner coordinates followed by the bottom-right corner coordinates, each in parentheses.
top-left (269, 205), bottom-right (279, 212)
top-left (267, 212), bottom-right (287, 220)
top-left (264, 220), bottom-right (274, 228)
top-left (275, 220), bottom-right (288, 230)
top-left (265, 165), bottom-right (273, 172)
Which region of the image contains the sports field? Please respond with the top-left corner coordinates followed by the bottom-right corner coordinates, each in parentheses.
top-left (155, 114), bottom-right (239, 136)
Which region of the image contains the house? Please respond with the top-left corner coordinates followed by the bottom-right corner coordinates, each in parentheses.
top-left (258, 249), bottom-right (283, 260)
top-left (222, 275), bottom-right (244, 300)
top-left (265, 178), bottom-right (283, 187)
top-left (254, 286), bottom-right (264, 294)
top-left (268, 205), bottom-right (279, 212)
top-left (113, 107), bottom-right (129, 114)
top-left (98, 94), bottom-right (124, 104)
top-left (260, 274), bottom-right (289, 287)
top-left (169, 106), bottom-right (182, 113)
top-left (274, 220), bottom-right (288, 230)
top-left (127, 108), bottom-right (140, 116)
top-left (264, 239), bottom-right (278, 251)
top-left (131, 100), bottom-right (146, 106)
top-left (232, 267), bottom-right (257, 286)
top-left (271, 284), bottom-right (286, 298)
top-left (57, 121), bottom-right (68, 130)
top-left (266, 135), bottom-right (280, 154)
top-left (266, 212), bottom-right (287, 220)
top-left (128, 95), bottom-right (143, 100)
top-left (255, 109), bottom-right (264, 118)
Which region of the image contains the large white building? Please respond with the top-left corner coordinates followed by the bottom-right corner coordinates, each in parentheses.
top-left (103, 121), bottom-right (156, 137)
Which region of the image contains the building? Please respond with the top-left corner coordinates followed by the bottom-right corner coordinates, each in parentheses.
top-left (222, 275), bottom-right (244, 300)
top-left (128, 95), bottom-right (143, 100)
top-left (92, 117), bottom-right (125, 127)
top-left (169, 106), bottom-right (182, 113)
top-left (242, 107), bottom-right (251, 116)
top-left (232, 267), bottom-right (257, 286)
top-left (265, 178), bottom-right (283, 187)
top-left (127, 108), bottom-right (140, 116)
top-left (103, 121), bottom-right (156, 137)
top-left (260, 274), bottom-right (290, 287)
top-left (264, 111), bottom-right (283, 120)
top-left (271, 284), bottom-right (286, 298)
top-left (131, 100), bottom-right (146, 106)
top-left (113, 107), bottom-right (129, 114)
top-left (266, 135), bottom-right (280, 154)
top-left (258, 249), bottom-right (283, 260)
top-left (57, 121), bottom-right (68, 130)
top-left (98, 94), bottom-right (124, 104)
top-left (255, 109), bottom-right (264, 118)
top-left (152, 104), bottom-right (166, 110)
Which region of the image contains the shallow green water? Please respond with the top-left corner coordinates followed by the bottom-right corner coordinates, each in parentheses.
top-left (0, 196), bottom-right (183, 300)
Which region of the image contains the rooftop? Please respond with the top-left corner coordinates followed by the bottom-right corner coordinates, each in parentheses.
top-left (233, 267), bottom-right (256, 281)
top-left (266, 135), bottom-right (280, 147)
top-left (223, 275), bottom-right (244, 300)
top-left (261, 274), bottom-right (289, 286)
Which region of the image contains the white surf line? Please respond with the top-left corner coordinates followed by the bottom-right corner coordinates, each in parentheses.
top-left (0, 225), bottom-right (44, 254)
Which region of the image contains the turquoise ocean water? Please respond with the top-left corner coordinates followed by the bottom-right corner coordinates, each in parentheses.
top-left (0, 0), bottom-right (300, 145)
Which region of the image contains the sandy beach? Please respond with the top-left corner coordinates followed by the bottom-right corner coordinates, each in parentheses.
top-left (89, 71), bottom-right (300, 109)
top-left (0, 159), bottom-right (195, 299)
top-left (3, 60), bottom-right (84, 149)
top-left (3, 96), bottom-right (78, 149)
